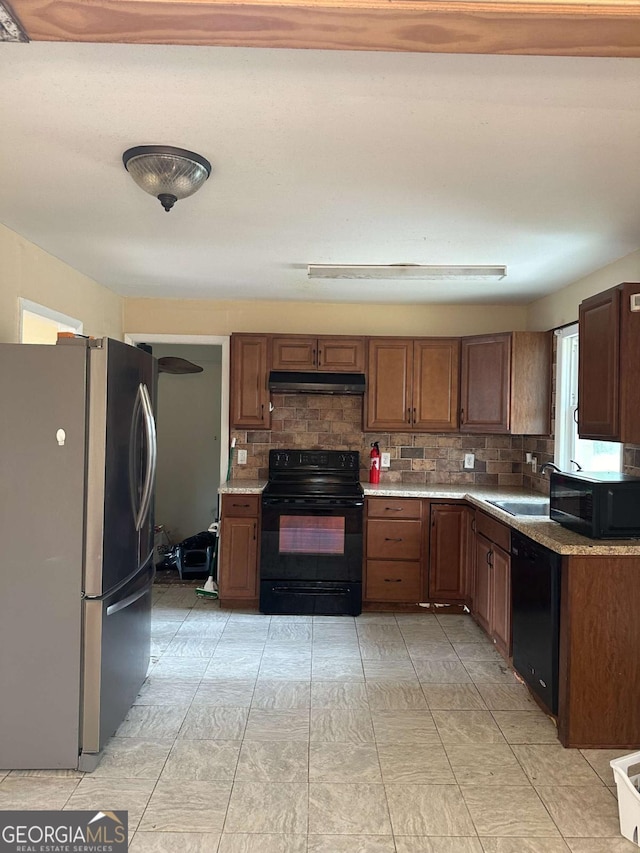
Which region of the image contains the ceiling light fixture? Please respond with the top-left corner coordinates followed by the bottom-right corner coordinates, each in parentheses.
top-left (307, 264), bottom-right (507, 280)
top-left (122, 145), bottom-right (211, 212)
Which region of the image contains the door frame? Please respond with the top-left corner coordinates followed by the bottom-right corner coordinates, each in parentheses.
top-left (124, 333), bottom-right (230, 495)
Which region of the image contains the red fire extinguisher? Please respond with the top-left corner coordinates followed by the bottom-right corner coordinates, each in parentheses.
top-left (369, 441), bottom-right (381, 484)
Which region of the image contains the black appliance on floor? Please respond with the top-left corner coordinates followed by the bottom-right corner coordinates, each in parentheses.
top-left (260, 449), bottom-right (364, 616)
top-left (511, 530), bottom-right (562, 714)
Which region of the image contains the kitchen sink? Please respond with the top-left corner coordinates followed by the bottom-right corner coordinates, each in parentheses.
top-left (487, 499), bottom-right (550, 517)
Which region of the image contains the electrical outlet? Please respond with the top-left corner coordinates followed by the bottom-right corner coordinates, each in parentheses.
top-left (381, 452), bottom-right (391, 468)
top-left (464, 453), bottom-right (475, 469)
top-left (237, 449), bottom-right (248, 465)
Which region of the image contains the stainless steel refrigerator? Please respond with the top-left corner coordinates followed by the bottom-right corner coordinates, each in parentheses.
top-left (0, 337), bottom-right (157, 771)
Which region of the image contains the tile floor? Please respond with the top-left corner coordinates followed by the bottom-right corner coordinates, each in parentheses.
top-left (1, 584), bottom-right (637, 852)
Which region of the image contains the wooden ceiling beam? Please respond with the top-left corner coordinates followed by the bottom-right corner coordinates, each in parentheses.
top-left (8, 0), bottom-right (640, 57)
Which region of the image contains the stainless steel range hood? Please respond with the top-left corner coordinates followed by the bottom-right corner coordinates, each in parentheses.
top-left (268, 371), bottom-right (366, 395)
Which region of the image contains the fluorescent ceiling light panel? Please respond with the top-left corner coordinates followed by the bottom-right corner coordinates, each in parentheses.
top-left (307, 264), bottom-right (507, 280)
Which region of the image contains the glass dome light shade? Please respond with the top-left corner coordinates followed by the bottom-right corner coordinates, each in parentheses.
top-left (122, 146), bottom-right (211, 211)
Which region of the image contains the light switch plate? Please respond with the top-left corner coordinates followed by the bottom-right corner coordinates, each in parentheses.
top-left (237, 449), bottom-right (248, 465)
top-left (464, 453), bottom-right (475, 469)
top-left (381, 452), bottom-right (391, 468)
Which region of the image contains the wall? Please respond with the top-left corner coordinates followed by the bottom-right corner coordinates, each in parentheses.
top-left (231, 393), bottom-right (525, 487)
top-left (153, 344), bottom-right (223, 543)
top-left (0, 223), bottom-right (123, 343)
top-left (124, 297), bottom-right (527, 337)
top-left (527, 250), bottom-right (640, 332)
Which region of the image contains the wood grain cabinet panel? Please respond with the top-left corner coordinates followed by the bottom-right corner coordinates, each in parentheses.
top-left (364, 497), bottom-right (427, 604)
top-left (460, 331), bottom-right (551, 434)
top-left (472, 513), bottom-right (511, 658)
top-left (218, 495), bottom-right (260, 604)
top-left (230, 334), bottom-right (271, 429)
top-left (428, 503), bottom-right (468, 601)
top-left (366, 337), bottom-right (460, 432)
top-left (367, 519), bottom-right (422, 561)
top-left (578, 282), bottom-right (640, 443)
top-left (365, 338), bottom-right (414, 431)
top-left (365, 561), bottom-right (422, 601)
top-left (271, 335), bottom-right (365, 372)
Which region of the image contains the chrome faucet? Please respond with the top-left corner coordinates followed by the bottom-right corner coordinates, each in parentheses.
top-left (540, 462), bottom-right (562, 476)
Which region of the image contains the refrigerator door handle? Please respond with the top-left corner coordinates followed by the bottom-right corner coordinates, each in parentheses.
top-left (131, 383), bottom-right (157, 532)
top-left (106, 581), bottom-right (151, 616)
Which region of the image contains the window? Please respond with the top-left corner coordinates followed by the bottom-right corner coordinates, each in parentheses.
top-left (19, 298), bottom-right (82, 344)
top-left (555, 323), bottom-right (622, 473)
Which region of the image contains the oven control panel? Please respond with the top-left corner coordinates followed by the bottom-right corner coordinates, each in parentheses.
top-left (269, 449), bottom-right (359, 471)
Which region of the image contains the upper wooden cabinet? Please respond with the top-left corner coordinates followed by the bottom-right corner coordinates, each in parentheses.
top-left (578, 283), bottom-right (640, 443)
top-left (271, 335), bottom-right (365, 373)
top-left (366, 337), bottom-right (460, 432)
top-left (460, 332), bottom-right (551, 434)
top-left (230, 334), bottom-right (271, 429)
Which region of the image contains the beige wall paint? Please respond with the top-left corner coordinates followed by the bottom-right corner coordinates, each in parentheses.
top-left (124, 297), bottom-right (528, 337)
top-left (527, 250), bottom-right (640, 331)
top-left (0, 224), bottom-right (123, 343)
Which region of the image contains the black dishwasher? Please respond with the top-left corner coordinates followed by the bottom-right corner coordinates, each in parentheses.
top-left (511, 531), bottom-right (562, 714)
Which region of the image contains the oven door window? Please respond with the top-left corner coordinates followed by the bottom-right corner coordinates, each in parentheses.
top-left (279, 515), bottom-right (345, 556)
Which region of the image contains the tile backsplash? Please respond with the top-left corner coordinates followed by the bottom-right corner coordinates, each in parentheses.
top-left (231, 393), bottom-right (530, 487)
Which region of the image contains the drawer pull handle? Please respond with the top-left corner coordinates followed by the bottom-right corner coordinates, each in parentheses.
top-left (384, 537), bottom-right (403, 542)
top-left (385, 507), bottom-right (404, 512)
top-left (384, 578), bottom-right (402, 583)
top-left (233, 503), bottom-right (250, 508)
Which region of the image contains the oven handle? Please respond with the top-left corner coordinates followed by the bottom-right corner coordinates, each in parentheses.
top-left (262, 497), bottom-right (364, 508)
top-left (270, 584), bottom-right (354, 595)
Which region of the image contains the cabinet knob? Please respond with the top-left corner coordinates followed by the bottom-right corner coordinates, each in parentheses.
top-left (407, 407), bottom-right (411, 424)
top-left (313, 348), bottom-right (317, 366)
top-left (460, 407), bottom-right (465, 424)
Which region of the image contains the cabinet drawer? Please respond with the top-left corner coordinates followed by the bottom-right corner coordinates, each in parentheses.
top-left (367, 497), bottom-right (422, 520)
top-left (367, 519), bottom-right (422, 560)
top-left (221, 494), bottom-right (260, 517)
top-left (476, 510), bottom-right (510, 552)
top-left (366, 561), bottom-right (422, 601)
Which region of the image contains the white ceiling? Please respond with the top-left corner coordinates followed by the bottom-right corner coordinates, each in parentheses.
top-left (1, 42), bottom-right (639, 305)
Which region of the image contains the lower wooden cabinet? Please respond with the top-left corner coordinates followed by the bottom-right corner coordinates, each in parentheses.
top-left (218, 494), bottom-right (260, 603)
top-left (365, 560), bottom-right (422, 601)
top-left (473, 512), bottom-right (511, 658)
top-left (428, 504), bottom-right (469, 601)
top-left (364, 497), bottom-right (426, 604)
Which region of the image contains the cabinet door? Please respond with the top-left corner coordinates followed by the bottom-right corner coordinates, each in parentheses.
top-left (230, 335), bottom-right (271, 429)
top-left (365, 339), bottom-right (413, 431)
top-left (578, 288), bottom-right (620, 440)
top-left (218, 516), bottom-right (258, 599)
top-left (490, 544), bottom-right (511, 658)
top-left (271, 336), bottom-right (317, 371)
top-left (413, 339), bottom-right (460, 432)
top-left (474, 533), bottom-right (492, 633)
top-left (428, 504), bottom-right (467, 601)
top-left (318, 337), bottom-right (365, 372)
top-left (460, 334), bottom-right (511, 433)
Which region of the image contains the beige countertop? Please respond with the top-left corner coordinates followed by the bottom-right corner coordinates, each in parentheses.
top-left (219, 479), bottom-right (640, 556)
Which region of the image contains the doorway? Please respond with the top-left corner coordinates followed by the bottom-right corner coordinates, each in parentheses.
top-left (126, 333), bottom-right (230, 554)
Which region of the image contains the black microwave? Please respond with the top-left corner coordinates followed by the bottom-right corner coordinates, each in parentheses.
top-left (550, 471), bottom-right (640, 539)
